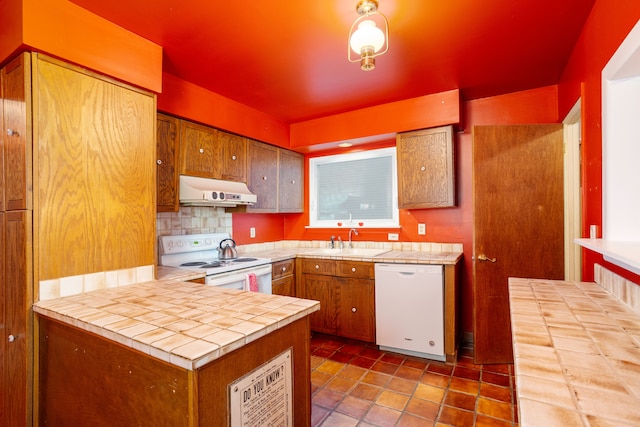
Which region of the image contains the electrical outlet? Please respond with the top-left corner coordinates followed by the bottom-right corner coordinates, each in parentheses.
top-left (250, 227), bottom-right (256, 238)
top-left (418, 223), bottom-right (426, 235)
top-left (388, 233), bottom-right (399, 241)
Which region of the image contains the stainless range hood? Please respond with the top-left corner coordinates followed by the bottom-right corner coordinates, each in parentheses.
top-left (179, 175), bottom-right (257, 207)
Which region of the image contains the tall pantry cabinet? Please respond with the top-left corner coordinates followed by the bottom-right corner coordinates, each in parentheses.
top-left (1, 52), bottom-right (156, 426)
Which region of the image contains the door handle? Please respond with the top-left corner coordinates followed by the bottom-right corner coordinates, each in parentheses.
top-left (477, 254), bottom-right (497, 263)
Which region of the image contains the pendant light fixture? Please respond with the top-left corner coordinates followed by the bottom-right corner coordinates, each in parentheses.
top-left (348, 0), bottom-right (389, 71)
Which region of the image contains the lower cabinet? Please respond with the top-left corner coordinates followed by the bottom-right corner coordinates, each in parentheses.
top-left (271, 258), bottom-right (295, 297)
top-left (300, 258), bottom-right (375, 342)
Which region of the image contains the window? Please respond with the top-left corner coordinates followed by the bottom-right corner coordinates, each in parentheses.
top-left (309, 147), bottom-right (398, 228)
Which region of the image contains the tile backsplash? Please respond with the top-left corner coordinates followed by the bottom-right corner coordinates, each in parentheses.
top-left (156, 206), bottom-right (232, 237)
top-left (594, 263), bottom-right (640, 314)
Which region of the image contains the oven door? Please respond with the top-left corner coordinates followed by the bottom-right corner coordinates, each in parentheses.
top-left (205, 265), bottom-right (273, 294)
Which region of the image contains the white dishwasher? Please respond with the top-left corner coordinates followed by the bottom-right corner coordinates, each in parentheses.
top-left (375, 263), bottom-right (445, 361)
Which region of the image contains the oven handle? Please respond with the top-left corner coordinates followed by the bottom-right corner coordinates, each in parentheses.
top-left (205, 265), bottom-right (272, 287)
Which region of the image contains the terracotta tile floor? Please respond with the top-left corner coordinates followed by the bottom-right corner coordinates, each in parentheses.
top-left (310, 334), bottom-right (519, 427)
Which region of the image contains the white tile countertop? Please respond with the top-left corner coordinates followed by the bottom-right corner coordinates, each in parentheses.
top-left (33, 279), bottom-right (320, 371)
top-left (509, 278), bottom-right (640, 426)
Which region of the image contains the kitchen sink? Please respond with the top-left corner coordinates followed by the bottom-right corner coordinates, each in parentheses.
top-left (305, 248), bottom-right (390, 257)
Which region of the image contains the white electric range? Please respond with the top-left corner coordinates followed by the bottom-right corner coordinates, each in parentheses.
top-left (159, 233), bottom-right (272, 292)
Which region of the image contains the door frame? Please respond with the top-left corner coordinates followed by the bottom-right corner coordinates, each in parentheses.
top-left (563, 99), bottom-right (582, 281)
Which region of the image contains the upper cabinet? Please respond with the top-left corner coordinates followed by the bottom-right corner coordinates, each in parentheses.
top-left (247, 140), bottom-right (278, 212)
top-left (180, 120), bottom-right (217, 178)
top-left (396, 125), bottom-right (456, 209)
top-left (278, 149), bottom-right (304, 213)
top-left (247, 140), bottom-right (304, 213)
top-left (2, 54), bottom-right (32, 211)
top-left (156, 114), bottom-right (180, 212)
top-left (217, 131), bottom-right (247, 183)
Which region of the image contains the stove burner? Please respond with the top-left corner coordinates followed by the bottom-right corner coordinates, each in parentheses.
top-left (181, 261), bottom-right (208, 267)
top-left (200, 262), bottom-right (223, 268)
top-left (233, 258), bottom-right (257, 262)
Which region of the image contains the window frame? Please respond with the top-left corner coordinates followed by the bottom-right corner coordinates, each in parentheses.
top-left (308, 147), bottom-right (399, 228)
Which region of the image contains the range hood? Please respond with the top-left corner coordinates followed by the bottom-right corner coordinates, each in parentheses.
top-left (179, 175), bottom-right (257, 207)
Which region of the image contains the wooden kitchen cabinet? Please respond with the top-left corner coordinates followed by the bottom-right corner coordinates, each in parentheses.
top-left (278, 149), bottom-right (304, 213)
top-left (3, 54), bottom-right (32, 211)
top-left (271, 258), bottom-right (295, 297)
top-left (156, 113), bottom-right (180, 212)
top-left (247, 139), bottom-right (278, 212)
top-left (217, 131), bottom-right (247, 182)
top-left (397, 125), bottom-right (456, 209)
top-left (180, 120), bottom-right (217, 178)
top-left (300, 258), bottom-right (375, 342)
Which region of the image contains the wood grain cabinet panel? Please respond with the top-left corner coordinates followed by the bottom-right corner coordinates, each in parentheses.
top-left (272, 258), bottom-right (295, 297)
top-left (156, 113), bottom-right (180, 212)
top-left (397, 125), bottom-right (456, 209)
top-left (300, 258), bottom-right (375, 342)
top-left (278, 149), bottom-right (304, 213)
top-left (217, 131), bottom-right (247, 182)
top-left (180, 120), bottom-right (217, 178)
top-left (247, 140), bottom-right (278, 212)
top-left (2, 53), bottom-right (32, 211)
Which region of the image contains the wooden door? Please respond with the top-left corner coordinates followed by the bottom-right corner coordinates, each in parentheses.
top-left (180, 121), bottom-right (216, 178)
top-left (3, 53), bottom-right (32, 211)
top-left (473, 124), bottom-right (564, 364)
top-left (4, 210), bottom-right (33, 426)
top-left (156, 114), bottom-right (180, 212)
top-left (247, 140), bottom-right (278, 212)
top-left (217, 132), bottom-right (246, 182)
top-left (278, 149), bottom-right (304, 213)
top-left (336, 278), bottom-right (375, 342)
top-left (304, 274), bottom-right (336, 334)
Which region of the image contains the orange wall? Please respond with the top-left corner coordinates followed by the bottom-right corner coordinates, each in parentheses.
top-left (558, 0), bottom-right (640, 284)
top-left (0, 0), bottom-right (162, 91)
top-left (233, 85), bottom-right (559, 333)
top-left (158, 73), bottom-right (290, 147)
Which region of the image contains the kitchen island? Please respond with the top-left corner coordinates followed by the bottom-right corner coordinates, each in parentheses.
top-left (34, 279), bottom-right (319, 426)
top-left (509, 278), bottom-right (640, 426)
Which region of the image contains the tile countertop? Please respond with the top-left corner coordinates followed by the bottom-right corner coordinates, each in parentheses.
top-left (239, 248), bottom-right (464, 264)
top-left (33, 279), bottom-right (320, 371)
top-left (508, 278), bottom-right (640, 426)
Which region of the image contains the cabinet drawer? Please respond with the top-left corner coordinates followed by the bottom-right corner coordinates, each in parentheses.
top-left (272, 259), bottom-right (294, 280)
top-left (301, 259), bottom-right (335, 275)
top-left (336, 261), bottom-right (374, 279)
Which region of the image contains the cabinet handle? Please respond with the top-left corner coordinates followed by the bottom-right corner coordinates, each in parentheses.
top-left (262, 176), bottom-right (268, 180)
top-left (351, 307), bottom-right (357, 313)
top-left (8, 335), bottom-right (15, 343)
top-left (232, 155), bottom-right (237, 160)
top-left (282, 267), bottom-right (287, 272)
top-left (6, 129), bottom-right (19, 137)
top-left (291, 180), bottom-right (295, 184)
top-left (420, 166), bottom-right (426, 171)
top-left (199, 148), bottom-right (205, 154)
top-left (315, 265), bottom-right (320, 269)
top-left (351, 267), bottom-right (356, 272)
top-left (156, 159), bottom-right (163, 165)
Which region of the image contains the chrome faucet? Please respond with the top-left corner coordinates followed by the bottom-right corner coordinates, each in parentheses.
top-left (329, 235), bottom-right (335, 249)
top-left (338, 236), bottom-right (344, 249)
top-left (348, 228), bottom-right (359, 248)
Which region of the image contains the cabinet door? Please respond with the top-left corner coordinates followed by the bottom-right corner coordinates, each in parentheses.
top-left (304, 274), bottom-right (336, 334)
top-left (278, 149), bottom-right (304, 213)
top-left (4, 210), bottom-right (33, 426)
top-left (272, 276), bottom-right (295, 297)
top-left (156, 114), bottom-right (180, 212)
top-left (246, 140), bottom-right (278, 212)
top-left (217, 131), bottom-right (246, 182)
top-left (336, 277), bottom-right (375, 342)
top-left (3, 53), bottom-right (32, 211)
top-left (397, 125), bottom-right (455, 209)
top-left (180, 120), bottom-right (217, 178)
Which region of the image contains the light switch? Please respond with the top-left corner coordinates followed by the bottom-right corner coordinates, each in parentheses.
top-left (388, 233), bottom-right (399, 241)
top-left (250, 227), bottom-right (256, 238)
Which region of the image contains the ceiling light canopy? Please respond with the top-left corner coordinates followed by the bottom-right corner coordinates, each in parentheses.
top-left (348, 0), bottom-right (389, 71)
